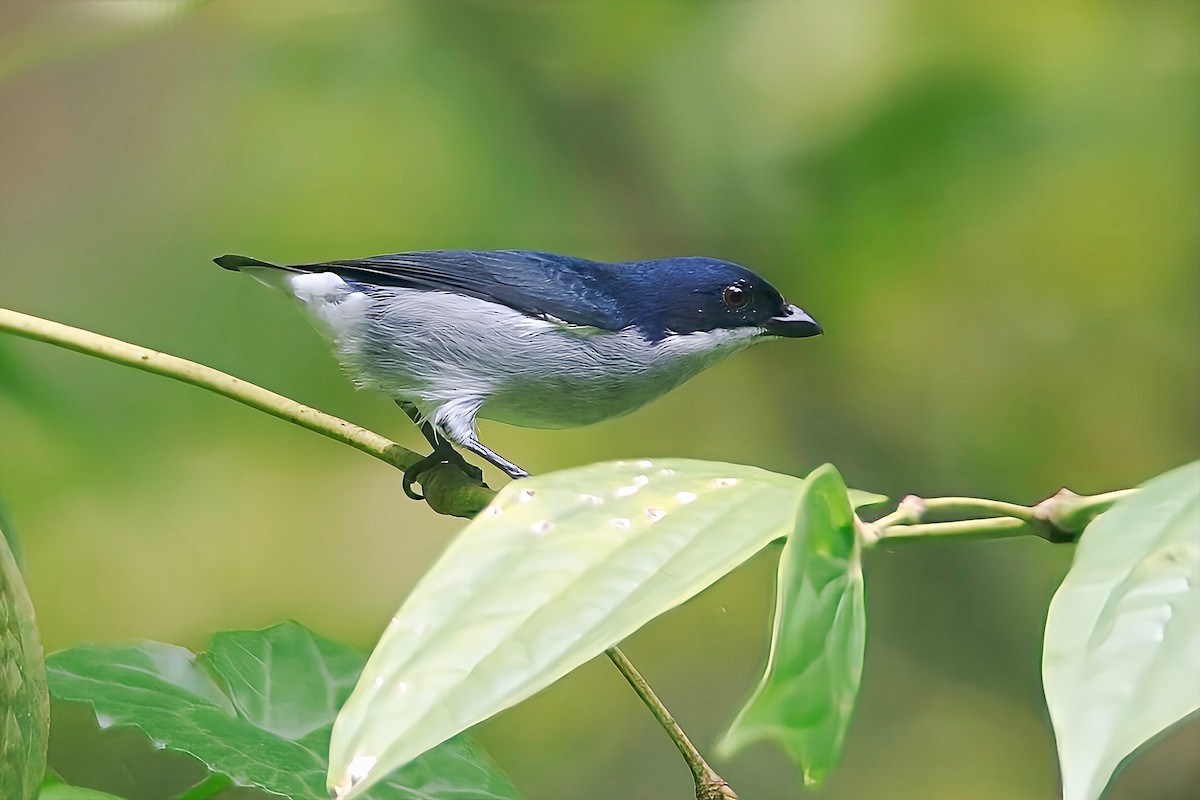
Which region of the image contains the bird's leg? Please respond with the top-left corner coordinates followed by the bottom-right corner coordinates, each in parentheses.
top-left (457, 434), bottom-right (530, 479)
top-left (396, 401), bottom-right (485, 500)
top-left (398, 401), bottom-right (441, 450)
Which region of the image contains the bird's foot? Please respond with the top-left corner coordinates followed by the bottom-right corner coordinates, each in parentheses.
top-left (403, 445), bottom-right (486, 501)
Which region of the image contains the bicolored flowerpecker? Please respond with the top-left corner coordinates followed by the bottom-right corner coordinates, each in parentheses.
top-left (215, 250), bottom-right (821, 496)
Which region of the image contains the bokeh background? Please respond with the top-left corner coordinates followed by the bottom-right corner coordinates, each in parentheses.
top-left (2, 1), bottom-right (1197, 798)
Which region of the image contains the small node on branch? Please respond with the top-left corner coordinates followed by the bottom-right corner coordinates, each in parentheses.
top-left (854, 514), bottom-right (880, 548)
top-left (696, 774), bottom-right (738, 800)
top-left (897, 494), bottom-right (928, 520)
top-left (1032, 487), bottom-right (1128, 543)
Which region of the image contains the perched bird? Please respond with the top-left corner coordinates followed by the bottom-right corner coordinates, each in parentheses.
top-left (215, 250), bottom-right (821, 497)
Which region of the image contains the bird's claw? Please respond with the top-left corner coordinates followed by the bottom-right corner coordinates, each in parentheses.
top-left (403, 448), bottom-right (486, 501)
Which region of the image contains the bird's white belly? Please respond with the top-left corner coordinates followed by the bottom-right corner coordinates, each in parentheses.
top-left (480, 364), bottom-right (695, 429)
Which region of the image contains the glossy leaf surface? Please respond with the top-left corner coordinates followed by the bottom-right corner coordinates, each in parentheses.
top-left (37, 772), bottom-right (128, 800)
top-left (47, 621), bottom-right (518, 800)
top-left (0, 516), bottom-right (48, 800)
top-left (330, 458), bottom-right (883, 798)
top-left (716, 463), bottom-right (866, 784)
top-left (38, 786), bottom-right (128, 800)
top-left (1043, 461), bottom-right (1200, 800)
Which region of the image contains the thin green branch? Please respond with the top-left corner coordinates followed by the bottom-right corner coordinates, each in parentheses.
top-left (863, 487), bottom-right (1136, 548)
top-left (607, 647), bottom-right (737, 800)
top-left (0, 306), bottom-right (494, 516)
top-left (873, 516), bottom-right (1030, 545)
top-left (1, 306), bottom-right (724, 796)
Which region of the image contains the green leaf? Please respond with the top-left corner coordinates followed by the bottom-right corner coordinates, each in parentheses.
top-left (47, 621), bottom-right (520, 800)
top-left (38, 772), bottom-right (128, 800)
top-left (715, 463), bottom-right (866, 784)
top-left (0, 501), bottom-right (25, 572)
top-left (1043, 460), bottom-right (1200, 800)
top-left (0, 513), bottom-right (49, 800)
top-left (37, 785), bottom-right (128, 800)
top-left (330, 459), bottom-right (883, 798)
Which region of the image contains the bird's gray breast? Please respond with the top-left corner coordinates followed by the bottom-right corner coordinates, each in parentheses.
top-left (479, 318), bottom-right (759, 429)
top-left (307, 284), bottom-right (757, 429)
top-left (479, 329), bottom-right (711, 429)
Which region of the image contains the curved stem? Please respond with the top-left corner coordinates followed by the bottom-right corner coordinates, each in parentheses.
top-left (864, 487), bottom-right (1136, 547)
top-left (607, 647), bottom-right (737, 800)
top-left (871, 495), bottom-right (1033, 530)
top-left (2, 306), bottom-right (725, 795)
top-left (0, 307), bottom-right (494, 517)
top-left (917, 497), bottom-right (1036, 522)
top-left (874, 516), bottom-right (1030, 545)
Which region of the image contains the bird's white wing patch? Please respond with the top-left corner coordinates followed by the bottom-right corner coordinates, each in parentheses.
top-left (286, 272), bottom-right (374, 341)
top-left (288, 272), bottom-right (351, 303)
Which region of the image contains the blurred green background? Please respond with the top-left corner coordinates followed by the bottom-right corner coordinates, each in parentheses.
top-left (1, 1), bottom-right (1197, 798)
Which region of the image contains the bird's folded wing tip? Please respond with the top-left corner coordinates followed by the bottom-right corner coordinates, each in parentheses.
top-left (214, 254), bottom-right (275, 271)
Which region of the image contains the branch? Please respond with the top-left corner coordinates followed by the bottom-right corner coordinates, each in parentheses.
top-left (1, 306), bottom-right (730, 797)
top-left (607, 647), bottom-right (738, 800)
top-left (861, 488), bottom-right (1137, 548)
top-left (0, 307), bottom-right (494, 516)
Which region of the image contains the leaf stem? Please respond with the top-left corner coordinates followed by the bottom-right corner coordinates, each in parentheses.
top-left (0, 307), bottom-right (495, 516)
top-left (606, 646), bottom-right (737, 800)
top-left (874, 516), bottom-right (1030, 544)
top-left (863, 487), bottom-right (1136, 547)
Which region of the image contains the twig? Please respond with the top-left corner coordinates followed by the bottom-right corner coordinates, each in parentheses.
top-left (875, 516), bottom-right (1030, 543)
top-left (607, 647), bottom-right (737, 800)
top-left (1, 305), bottom-right (730, 797)
top-left (862, 488), bottom-right (1136, 548)
top-left (0, 307), bottom-right (494, 517)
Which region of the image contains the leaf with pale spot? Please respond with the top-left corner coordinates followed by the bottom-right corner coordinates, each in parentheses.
top-left (330, 458), bottom-right (884, 798)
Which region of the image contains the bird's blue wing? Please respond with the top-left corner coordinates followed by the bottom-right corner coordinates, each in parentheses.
top-left (302, 250), bottom-right (631, 331)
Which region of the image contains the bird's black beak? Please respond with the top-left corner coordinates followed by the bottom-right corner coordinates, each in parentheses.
top-left (765, 304), bottom-right (823, 338)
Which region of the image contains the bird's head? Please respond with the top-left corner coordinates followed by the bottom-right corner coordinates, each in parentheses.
top-left (616, 257), bottom-right (822, 343)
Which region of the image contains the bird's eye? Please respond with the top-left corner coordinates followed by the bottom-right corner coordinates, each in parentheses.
top-left (722, 284), bottom-right (748, 309)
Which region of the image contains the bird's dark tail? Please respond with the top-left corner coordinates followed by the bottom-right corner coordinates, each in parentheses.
top-left (214, 254), bottom-right (293, 272)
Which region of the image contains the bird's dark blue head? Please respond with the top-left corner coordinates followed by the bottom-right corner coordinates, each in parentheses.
top-left (615, 257), bottom-right (822, 342)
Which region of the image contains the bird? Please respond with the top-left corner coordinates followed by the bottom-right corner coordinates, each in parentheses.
top-left (214, 249), bottom-right (822, 498)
